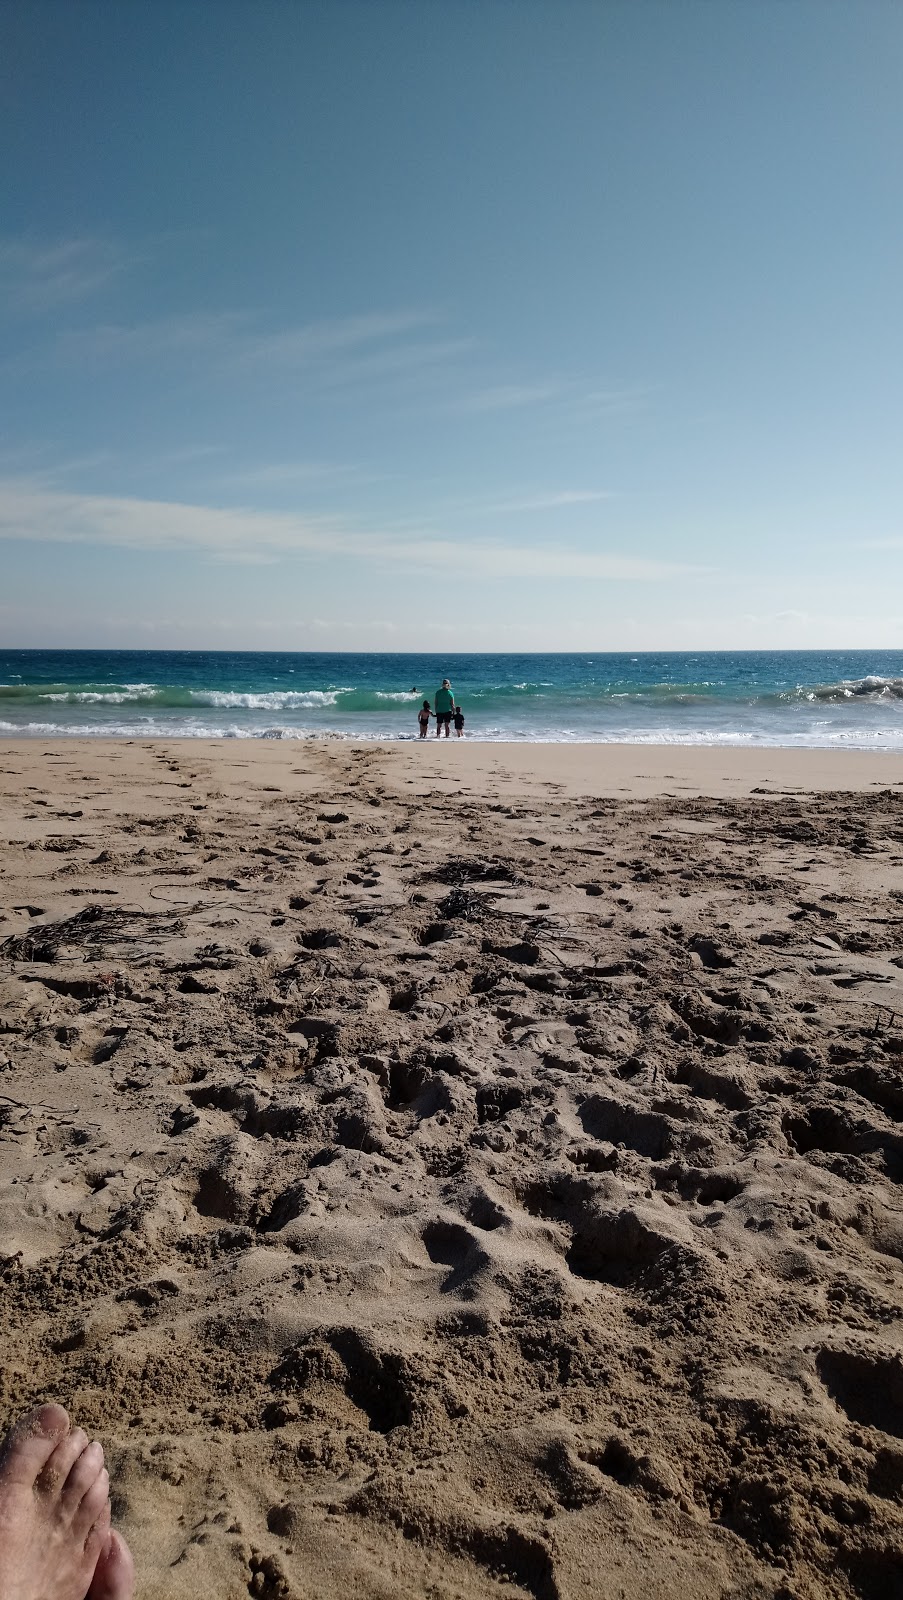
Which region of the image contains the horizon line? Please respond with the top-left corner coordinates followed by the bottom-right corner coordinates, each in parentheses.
top-left (2, 645), bottom-right (902, 658)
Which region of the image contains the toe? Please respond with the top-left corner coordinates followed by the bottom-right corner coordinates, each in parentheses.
top-left (0, 1403), bottom-right (70, 1488)
top-left (60, 1437), bottom-right (104, 1509)
top-left (74, 1465), bottom-right (109, 1538)
top-left (87, 1528), bottom-right (135, 1600)
top-left (37, 1425), bottom-right (89, 1497)
top-left (82, 1498), bottom-right (110, 1567)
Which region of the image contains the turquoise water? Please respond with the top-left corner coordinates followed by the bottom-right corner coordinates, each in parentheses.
top-left (3, 649), bottom-right (903, 746)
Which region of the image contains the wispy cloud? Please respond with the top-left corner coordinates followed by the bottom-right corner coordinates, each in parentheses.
top-left (463, 383), bottom-right (559, 412)
top-left (0, 478), bottom-right (706, 582)
top-left (39, 306), bottom-right (471, 401)
top-left (155, 444), bottom-right (228, 466)
top-left (459, 380), bottom-right (652, 420)
top-left (240, 309), bottom-right (441, 366)
top-left (3, 243), bottom-right (652, 442)
top-left (491, 490), bottom-right (613, 513)
top-left (0, 445), bottom-right (119, 480)
top-left (0, 236), bottom-right (136, 311)
top-left (583, 384), bottom-right (655, 415)
top-left (220, 460), bottom-right (368, 490)
top-left (55, 310), bottom-right (252, 363)
top-left (50, 306), bottom-right (445, 370)
top-left (311, 338), bottom-right (475, 392)
top-left (8, 279), bottom-right (640, 434)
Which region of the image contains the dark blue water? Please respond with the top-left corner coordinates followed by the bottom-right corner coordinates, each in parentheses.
top-left (2, 649), bottom-right (903, 745)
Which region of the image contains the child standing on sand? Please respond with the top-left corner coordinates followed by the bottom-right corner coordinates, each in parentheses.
top-left (453, 705), bottom-right (465, 737)
top-left (418, 700), bottom-right (433, 738)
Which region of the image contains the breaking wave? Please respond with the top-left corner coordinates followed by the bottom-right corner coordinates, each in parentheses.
top-left (191, 688), bottom-right (346, 709)
top-left (798, 676), bottom-right (903, 702)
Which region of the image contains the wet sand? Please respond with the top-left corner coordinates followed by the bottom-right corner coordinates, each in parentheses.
top-left (1, 738), bottom-right (902, 1598)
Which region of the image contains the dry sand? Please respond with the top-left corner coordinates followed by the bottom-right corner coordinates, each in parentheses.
top-left (1, 737), bottom-right (902, 1599)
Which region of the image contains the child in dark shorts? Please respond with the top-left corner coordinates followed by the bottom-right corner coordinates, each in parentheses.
top-left (453, 705), bottom-right (465, 736)
top-left (418, 701), bottom-right (432, 738)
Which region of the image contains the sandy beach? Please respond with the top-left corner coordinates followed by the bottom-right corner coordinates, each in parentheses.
top-left (1, 737), bottom-right (902, 1599)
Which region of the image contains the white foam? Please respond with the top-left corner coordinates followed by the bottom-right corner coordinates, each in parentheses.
top-left (39, 688), bottom-right (160, 704)
top-left (191, 689), bottom-right (343, 709)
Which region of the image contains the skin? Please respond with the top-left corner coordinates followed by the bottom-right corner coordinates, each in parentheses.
top-left (0, 1405), bottom-right (134, 1600)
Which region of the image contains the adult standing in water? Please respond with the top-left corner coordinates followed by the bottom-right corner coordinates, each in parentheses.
top-left (434, 678), bottom-right (455, 737)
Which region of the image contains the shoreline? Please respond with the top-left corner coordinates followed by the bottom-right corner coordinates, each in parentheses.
top-left (1, 736), bottom-right (900, 801)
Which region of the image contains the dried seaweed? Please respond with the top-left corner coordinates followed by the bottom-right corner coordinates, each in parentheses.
top-left (432, 857), bottom-right (524, 887)
top-left (0, 903), bottom-right (185, 964)
top-left (438, 887), bottom-right (485, 921)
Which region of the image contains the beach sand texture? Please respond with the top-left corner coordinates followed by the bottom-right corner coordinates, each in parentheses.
top-left (1, 738), bottom-right (902, 1599)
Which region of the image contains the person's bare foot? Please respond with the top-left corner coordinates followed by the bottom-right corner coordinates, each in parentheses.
top-left (0, 1404), bottom-right (132, 1600)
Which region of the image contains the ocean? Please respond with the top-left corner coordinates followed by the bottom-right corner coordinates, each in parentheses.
top-left (2, 649), bottom-right (903, 747)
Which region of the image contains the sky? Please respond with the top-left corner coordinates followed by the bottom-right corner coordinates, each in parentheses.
top-left (1, 0), bottom-right (902, 652)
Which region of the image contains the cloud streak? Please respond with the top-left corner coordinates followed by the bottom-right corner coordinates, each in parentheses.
top-left (463, 383), bottom-right (559, 411)
top-left (239, 309), bottom-right (441, 365)
top-left (0, 236), bottom-right (136, 310)
top-left (491, 490), bottom-right (613, 513)
top-left (0, 479), bottom-right (706, 583)
top-left (6, 273), bottom-right (642, 437)
top-left (54, 310), bottom-right (253, 363)
top-left (50, 306), bottom-right (447, 371)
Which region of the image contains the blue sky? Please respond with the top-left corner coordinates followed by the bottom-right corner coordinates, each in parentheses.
top-left (2, 0), bottom-right (902, 650)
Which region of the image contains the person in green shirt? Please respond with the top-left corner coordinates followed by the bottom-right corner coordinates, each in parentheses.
top-left (434, 678), bottom-right (455, 737)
